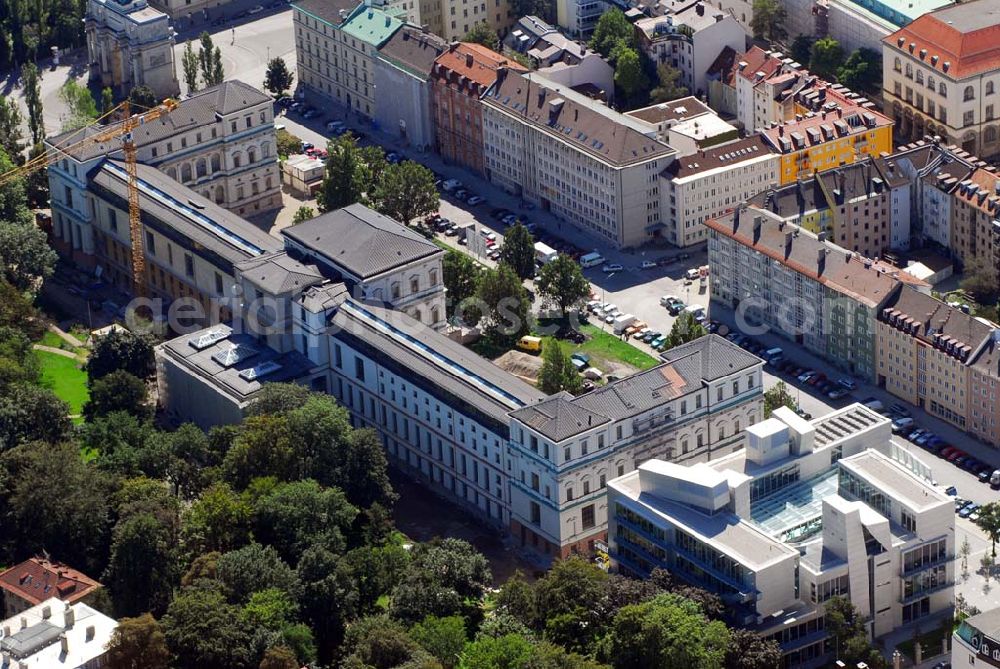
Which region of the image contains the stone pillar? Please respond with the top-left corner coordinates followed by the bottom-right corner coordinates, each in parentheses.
top-left (892, 650), bottom-right (902, 669)
top-left (914, 641), bottom-right (922, 664)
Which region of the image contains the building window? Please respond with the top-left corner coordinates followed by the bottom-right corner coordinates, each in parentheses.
top-left (964, 85), bottom-right (975, 101)
top-left (582, 504), bottom-right (595, 529)
top-left (334, 344), bottom-right (342, 368)
top-left (893, 57), bottom-right (901, 72)
top-left (410, 277), bottom-right (419, 293)
top-left (939, 83), bottom-right (947, 98)
top-left (988, 81), bottom-right (996, 96)
top-left (530, 501), bottom-right (541, 525)
top-left (145, 231), bottom-right (155, 255)
top-left (964, 110), bottom-right (974, 127)
top-left (108, 208), bottom-right (117, 232)
top-left (184, 253), bottom-right (194, 278)
top-left (566, 486), bottom-right (573, 502)
top-left (901, 509), bottom-right (917, 533)
top-left (215, 273), bottom-right (224, 294)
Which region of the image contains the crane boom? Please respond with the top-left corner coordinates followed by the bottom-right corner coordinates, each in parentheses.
top-left (0, 98), bottom-right (177, 300)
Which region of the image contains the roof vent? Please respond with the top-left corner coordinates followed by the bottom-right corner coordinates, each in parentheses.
top-left (919, 48), bottom-right (926, 59)
top-left (943, 61), bottom-right (950, 72)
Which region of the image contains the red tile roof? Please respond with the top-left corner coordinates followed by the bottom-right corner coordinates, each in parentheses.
top-left (432, 42), bottom-right (526, 90)
top-left (884, 0), bottom-right (1000, 79)
top-left (0, 557), bottom-right (101, 607)
top-left (733, 46), bottom-right (788, 84)
top-left (951, 166), bottom-right (1000, 216)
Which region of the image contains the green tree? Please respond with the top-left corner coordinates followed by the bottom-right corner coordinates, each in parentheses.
top-left (724, 628), bottom-right (782, 669)
top-left (960, 256), bottom-right (1000, 305)
top-left (223, 414), bottom-right (297, 488)
top-left (59, 79), bottom-right (99, 131)
top-left (824, 597), bottom-right (887, 668)
top-left (83, 370), bottom-right (150, 421)
top-left (599, 593), bottom-right (730, 669)
top-left (344, 543), bottom-right (411, 615)
top-left (181, 482), bottom-right (252, 556)
top-left (665, 312), bottom-right (706, 349)
top-left (161, 587), bottom-right (255, 669)
top-left (128, 85), bottom-right (157, 110)
top-left (0, 98), bottom-right (25, 162)
top-left (264, 57), bottom-right (295, 97)
top-left (259, 646), bottom-right (299, 669)
top-left (750, 0), bottom-right (788, 42)
top-left (589, 9), bottom-right (633, 58)
top-left (391, 539), bottom-right (492, 624)
top-left (476, 264), bottom-right (531, 344)
top-left (650, 63), bottom-right (688, 103)
top-left (198, 32), bottom-right (224, 87)
top-left (613, 45), bottom-right (647, 104)
top-left (84, 412), bottom-right (172, 479)
top-left (317, 134), bottom-right (364, 212)
top-left (247, 382), bottom-right (314, 417)
top-left (536, 254), bottom-right (590, 315)
top-left (837, 48), bottom-right (881, 94)
top-left (790, 35), bottom-right (812, 66)
top-left (444, 250), bottom-right (481, 321)
top-left (975, 502), bottom-right (1000, 558)
top-left (165, 422), bottom-right (217, 500)
top-left (0, 383), bottom-right (71, 448)
top-left (24, 142), bottom-right (50, 207)
top-left (0, 441), bottom-right (113, 571)
top-left (373, 160), bottom-right (439, 224)
top-left (494, 571), bottom-right (538, 629)
top-left (105, 613), bottom-right (171, 669)
top-left (276, 128), bottom-right (303, 157)
top-left (410, 616), bottom-right (467, 669)
top-left (341, 615), bottom-right (432, 669)
top-left (104, 512), bottom-right (178, 617)
top-left (86, 328), bottom-right (156, 382)
top-left (182, 40), bottom-right (200, 93)
top-left (292, 206), bottom-right (315, 225)
top-left (809, 37), bottom-right (844, 80)
top-left (499, 223), bottom-right (536, 280)
top-left (463, 22), bottom-right (500, 51)
top-left (763, 380), bottom-right (797, 418)
top-left (0, 215), bottom-right (57, 291)
top-left (534, 557), bottom-right (608, 651)
top-left (537, 338), bottom-right (581, 395)
top-left (22, 63), bottom-right (45, 145)
top-left (101, 87), bottom-right (115, 116)
top-left (216, 542), bottom-right (301, 604)
top-left (251, 479), bottom-right (358, 564)
top-left (297, 544), bottom-right (360, 661)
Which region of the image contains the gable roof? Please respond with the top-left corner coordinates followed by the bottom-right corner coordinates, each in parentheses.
top-left (342, 6), bottom-right (404, 47)
top-left (664, 135), bottom-right (776, 180)
top-left (880, 285), bottom-right (994, 354)
top-left (378, 26), bottom-right (448, 77)
top-left (47, 80), bottom-right (271, 162)
top-left (0, 558), bottom-right (101, 608)
top-left (884, 0), bottom-right (1000, 79)
top-left (292, 0), bottom-right (362, 26)
top-left (281, 203), bottom-right (442, 279)
top-left (236, 251), bottom-right (325, 295)
top-left (483, 71), bottom-right (674, 167)
top-left (433, 42), bottom-right (526, 89)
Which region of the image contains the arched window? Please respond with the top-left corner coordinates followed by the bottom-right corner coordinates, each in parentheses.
top-left (430, 306), bottom-right (440, 323)
top-left (927, 75), bottom-right (935, 90)
top-left (248, 148), bottom-right (257, 164)
top-left (940, 83), bottom-right (947, 97)
top-left (196, 157), bottom-right (207, 178)
top-left (211, 154), bottom-right (221, 172)
top-left (986, 126), bottom-right (998, 143)
top-left (905, 63), bottom-right (913, 78)
top-left (964, 85), bottom-right (975, 101)
top-left (988, 81), bottom-right (996, 96)
top-left (214, 185), bottom-right (224, 203)
top-left (180, 163), bottom-right (192, 182)
top-left (166, 166), bottom-right (177, 179)
top-left (916, 70), bottom-right (924, 85)
top-left (233, 152), bottom-right (242, 169)
top-left (261, 142), bottom-right (272, 159)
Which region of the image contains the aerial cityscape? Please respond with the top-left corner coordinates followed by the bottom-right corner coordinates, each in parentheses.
top-left (0, 0), bottom-right (999, 665)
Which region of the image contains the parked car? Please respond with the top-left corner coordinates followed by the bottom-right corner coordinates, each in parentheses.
top-left (944, 485), bottom-right (958, 496)
top-left (453, 190), bottom-right (468, 202)
top-left (326, 120), bottom-right (346, 132)
top-left (441, 179), bottom-right (462, 192)
top-left (302, 108), bottom-right (319, 119)
top-left (248, 4), bottom-right (264, 13)
top-left (641, 260), bottom-right (657, 269)
top-left (467, 195), bottom-right (486, 206)
top-left (960, 503), bottom-right (979, 519)
top-left (602, 263), bottom-right (623, 273)
top-left (797, 370), bottom-right (817, 383)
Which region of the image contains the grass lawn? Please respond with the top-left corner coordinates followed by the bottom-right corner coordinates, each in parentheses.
top-left (34, 349), bottom-right (89, 416)
top-left (39, 330), bottom-right (88, 356)
top-left (559, 324), bottom-right (659, 371)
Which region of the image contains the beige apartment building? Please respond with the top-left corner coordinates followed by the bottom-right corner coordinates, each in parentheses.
top-left (877, 286), bottom-right (1000, 442)
top-left (481, 70), bottom-right (676, 249)
top-left (419, 0), bottom-right (514, 42)
top-left (882, 0), bottom-right (1000, 159)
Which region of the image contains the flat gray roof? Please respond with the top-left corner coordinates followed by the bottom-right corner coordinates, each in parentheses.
top-left (839, 450), bottom-right (949, 513)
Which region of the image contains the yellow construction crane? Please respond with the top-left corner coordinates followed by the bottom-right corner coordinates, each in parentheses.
top-left (0, 98), bottom-right (178, 298)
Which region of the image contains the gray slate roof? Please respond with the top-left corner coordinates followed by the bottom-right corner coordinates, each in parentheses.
top-left (48, 80), bottom-right (271, 162)
top-left (293, 0), bottom-right (362, 26)
top-left (236, 251), bottom-right (325, 295)
top-left (90, 159), bottom-right (280, 267)
top-left (511, 335), bottom-right (761, 441)
top-left (282, 203), bottom-right (442, 279)
top-left (330, 299), bottom-right (545, 423)
top-left (377, 26), bottom-right (447, 77)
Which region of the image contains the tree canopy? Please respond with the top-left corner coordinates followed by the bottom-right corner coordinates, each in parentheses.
top-left (535, 254), bottom-right (590, 314)
top-left (750, 0), bottom-right (788, 42)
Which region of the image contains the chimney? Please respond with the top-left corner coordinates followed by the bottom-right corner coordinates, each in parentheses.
top-left (3, 625), bottom-right (9, 637)
top-left (752, 215), bottom-right (763, 241)
top-left (20, 617), bottom-right (27, 630)
top-left (60, 633), bottom-right (68, 655)
top-left (42, 605), bottom-right (51, 619)
top-left (784, 230), bottom-right (793, 255)
top-left (465, 53), bottom-right (474, 68)
top-left (86, 625), bottom-right (95, 641)
top-left (817, 247), bottom-right (826, 274)
top-left (64, 607), bottom-right (75, 629)
top-left (696, 2), bottom-right (704, 14)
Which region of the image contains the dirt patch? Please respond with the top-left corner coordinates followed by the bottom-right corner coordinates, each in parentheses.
top-left (390, 470), bottom-right (537, 584)
top-left (493, 350), bottom-right (542, 386)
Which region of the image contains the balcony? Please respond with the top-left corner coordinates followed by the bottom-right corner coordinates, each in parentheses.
top-left (901, 553), bottom-right (953, 578)
top-left (899, 579), bottom-right (952, 604)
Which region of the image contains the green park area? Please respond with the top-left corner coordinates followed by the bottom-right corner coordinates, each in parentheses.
top-left (34, 349), bottom-right (89, 418)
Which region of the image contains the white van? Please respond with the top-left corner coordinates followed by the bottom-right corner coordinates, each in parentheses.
top-left (580, 252), bottom-right (604, 268)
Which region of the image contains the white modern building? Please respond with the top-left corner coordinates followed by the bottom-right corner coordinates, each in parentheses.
top-left (609, 404), bottom-right (954, 666)
top-left (0, 598), bottom-right (118, 669)
top-left (482, 70), bottom-right (677, 249)
top-left (633, 1), bottom-right (747, 97)
top-left (659, 135), bottom-right (779, 247)
top-left (85, 0), bottom-right (179, 99)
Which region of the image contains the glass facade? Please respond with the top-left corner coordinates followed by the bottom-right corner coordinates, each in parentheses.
top-left (751, 463), bottom-right (801, 502)
top-left (838, 468), bottom-right (891, 517)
